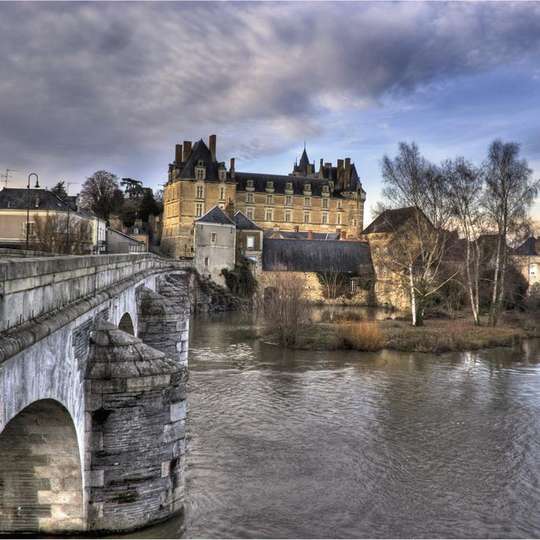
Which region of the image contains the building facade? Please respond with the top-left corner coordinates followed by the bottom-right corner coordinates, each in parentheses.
top-left (162, 135), bottom-right (366, 258)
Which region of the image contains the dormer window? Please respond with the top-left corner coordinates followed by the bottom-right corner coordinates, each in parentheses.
top-left (285, 181), bottom-right (293, 193)
top-left (329, 181), bottom-right (334, 192)
top-left (246, 179), bottom-right (254, 191)
top-left (303, 183), bottom-right (311, 195)
top-left (322, 184), bottom-right (329, 195)
top-left (195, 160), bottom-right (206, 180)
top-left (219, 168), bottom-right (226, 182)
top-left (265, 180), bottom-right (274, 193)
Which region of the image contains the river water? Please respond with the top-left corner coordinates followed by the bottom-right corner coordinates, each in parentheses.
top-left (141, 312), bottom-right (540, 538)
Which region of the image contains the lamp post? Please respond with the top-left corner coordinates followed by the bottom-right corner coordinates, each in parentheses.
top-left (26, 173), bottom-right (40, 250)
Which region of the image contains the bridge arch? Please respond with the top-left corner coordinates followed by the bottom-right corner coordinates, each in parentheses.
top-left (0, 399), bottom-right (84, 534)
top-left (118, 312), bottom-right (135, 335)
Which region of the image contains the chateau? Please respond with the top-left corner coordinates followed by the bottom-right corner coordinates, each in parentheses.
top-left (161, 135), bottom-right (366, 258)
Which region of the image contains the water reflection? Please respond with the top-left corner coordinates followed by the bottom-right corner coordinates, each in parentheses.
top-left (136, 311), bottom-right (540, 538)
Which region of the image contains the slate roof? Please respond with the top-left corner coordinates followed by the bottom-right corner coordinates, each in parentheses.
top-left (179, 139), bottom-right (225, 181)
top-left (362, 207), bottom-right (430, 234)
top-left (0, 188), bottom-right (71, 211)
top-left (196, 205), bottom-right (235, 225)
top-left (234, 210), bottom-right (262, 230)
top-left (516, 236), bottom-right (540, 256)
top-left (264, 230), bottom-right (340, 240)
top-left (262, 238), bottom-right (373, 275)
top-left (235, 172), bottom-right (343, 197)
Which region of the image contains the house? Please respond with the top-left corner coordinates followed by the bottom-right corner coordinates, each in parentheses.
top-left (106, 228), bottom-right (146, 253)
top-left (193, 206), bottom-right (236, 286)
top-left (0, 187), bottom-right (106, 254)
top-left (161, 135), bottom-right (366, 258)
top-left (261, 237), bottom-right (373, 302)
top-left (234, 210), bottom-right (264, 272)
top-left (515, 236), bottom-right (540, 288)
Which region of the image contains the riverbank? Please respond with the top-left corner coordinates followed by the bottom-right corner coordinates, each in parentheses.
top-left (267, 313), bottom-right (540, 353)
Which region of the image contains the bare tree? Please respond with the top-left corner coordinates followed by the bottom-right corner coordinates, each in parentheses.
top-left (443, 158), bottom-right (484, 325)
top-left (482, 140), bottom-right (539, 326)
top-left (33, 213), bottom-right (92, 254)
top-left (380, 142), bottom-right (454, 326)
top-left (259, 271), bottom-right (309, 346)
top-left (79, 170), bottom-right (124, 223)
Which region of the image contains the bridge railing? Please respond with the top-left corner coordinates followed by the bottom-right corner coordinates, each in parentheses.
top-left (0, 253), bottom-right (191, 333)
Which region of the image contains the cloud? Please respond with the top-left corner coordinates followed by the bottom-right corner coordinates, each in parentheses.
top-left (1, 1), bottom-right (540, 184)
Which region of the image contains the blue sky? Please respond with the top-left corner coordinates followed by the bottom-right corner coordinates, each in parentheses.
top-left (1, 2), bottom-right (539, 223)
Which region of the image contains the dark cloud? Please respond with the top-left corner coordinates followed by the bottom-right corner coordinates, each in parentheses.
top-left (1, 1), bottom-right (540, 184)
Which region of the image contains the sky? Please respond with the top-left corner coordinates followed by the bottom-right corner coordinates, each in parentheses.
top-left (1, 1), bottom-right (540, 223)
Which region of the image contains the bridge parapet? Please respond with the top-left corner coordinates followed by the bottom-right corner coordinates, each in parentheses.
top-left (0, 254), bottom-right (190, 333)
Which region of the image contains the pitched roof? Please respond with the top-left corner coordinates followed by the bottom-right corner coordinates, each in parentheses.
top-left (362, 207), bottom-right (430, 234)
top-left (0, 188), bottom-right (71, 211)
top-left (196, 205), bottom-right (235, 225)
top-left (516, 236), bottom-right (540, 256)
top-left (179, 139), bottom-right (224, 181)
top-left (262, 238), bottom-right (373, 275)
top-left (235, 172), bottom-right (341, 197)
top-left (234, 210), bottom-right (262, 230)
top-left (264, 230), bottom-right (340, 240)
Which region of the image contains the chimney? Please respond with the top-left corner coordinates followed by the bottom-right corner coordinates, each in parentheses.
top-left (209, 134), bottom-right (217, 160)
top-left (183, 141), bottom-right (192, 161)
top-left (229, 157), bottom-right (235, 178)
top-left (175, 144), bottom-right (183, 163)
top-left (345, 158), bottom-right (351, 169)
top-left (307, 230), bottom-right (313, 240)
top-left (325, 162), bottom-right (331, 168)
top-left (337, 159), bottom-right (344, 169)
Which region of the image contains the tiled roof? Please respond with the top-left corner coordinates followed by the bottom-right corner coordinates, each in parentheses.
top-left (0, 188), bottom-right (70, 211)
top-left (262, 238), bottom-right (373, 275)
top-left (196, 205), bottom-right (235, 225)
top-left (263, 230), bottom-right (340, 240)
top-left (234, 210), bottom-right (262, 230)
top-left (363, 207), bottom-right (429, 234)
top-left (179, 139), bottom-right (225, 181)
top-left (235, 172), bottom-right (341, 197)
top-left (516, 236), bottom-right (540, 256)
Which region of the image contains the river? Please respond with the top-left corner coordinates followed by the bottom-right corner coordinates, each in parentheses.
top-left (138, 311), bottom-right (540, 538)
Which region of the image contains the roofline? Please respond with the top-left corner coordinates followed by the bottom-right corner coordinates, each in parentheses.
top-left (195, 204), bottom-right (235, 225)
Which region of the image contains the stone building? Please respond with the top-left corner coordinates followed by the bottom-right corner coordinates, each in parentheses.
top-left (193, 206), bottom-right (236, 286)
top-left (234, 210), bottom-right (264, 272)
top-left (161, 135), bottom-right (366, 258)
top-left (515, 236), bottom-right (540, 288)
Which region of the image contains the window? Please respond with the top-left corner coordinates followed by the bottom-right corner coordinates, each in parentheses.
top-left (246, 192), bottom-right (254, 203)
top-left (196, 185), bottom-right (204, 199)
top-left (304, 197), bottom-right (311, 207)
top-left (304, 183), bottom-right (311, 193)
top-left (246, 235), bottom-right (255, 249)
top-left (322, 213), bottom-right (328, 225)
top-left (285, 210), bottom-right (292, 222)
top-left (246, 207), bottom-right (254, 219)
top-left (265, 208), bottom-right (273, 222)
top-left (211, 232), bottom-right (217, 244)
top-left (219, 169), bottom-right (226, 181)
top-left (195, 167), bottom-right (205, 180)
top-left (204, 257), bottom-right (209, 268)
top-left (322, 198), bottom-right (329, 209)
top-left (21, 221), bottom-right (35, 237)
top-left (285, 195), bottom-right (292, 206)
top-left (336, 213), bottom-right (341, 225)
top-left (337, 200), bottom-right (343, 209)
top-left (286, 181), bottom-right (293, 192)
top-left (304, 212), bottom-right (310, 224)
top-left (219, 187), bottom-right (225, 200)
top-left (323, 184), bottom-right (329, 194)
top-left (266, 194), bottom-right (273, 205)
top-left (196, 202), bottom-right (204, 217)
top-left (246, 179), bottom-right (254, 189)
top-left (266, 180), bottom-right (274, 191)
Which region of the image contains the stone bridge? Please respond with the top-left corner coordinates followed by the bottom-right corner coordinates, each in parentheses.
top-left (0, 253), bottom-right (195, 534)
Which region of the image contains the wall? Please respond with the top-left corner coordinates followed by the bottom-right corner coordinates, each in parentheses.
top-left (106, 229), bottom-right (145, 253)
top-left (516, 255), bottom-right (540, 288)
top-left (193, 222), bottom-right (235, 286)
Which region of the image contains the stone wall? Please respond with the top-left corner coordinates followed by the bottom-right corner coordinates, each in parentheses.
top-left (85, 321), bottom-right (187, 532)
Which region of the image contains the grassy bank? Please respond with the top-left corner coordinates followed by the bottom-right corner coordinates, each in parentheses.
top-left (272, 316), bottom-right (538, 354)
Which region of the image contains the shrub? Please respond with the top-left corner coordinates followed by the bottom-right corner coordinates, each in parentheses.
top-left (337, 322), bottom-right (384, 351)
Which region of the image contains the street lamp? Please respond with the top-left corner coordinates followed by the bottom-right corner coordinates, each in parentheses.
top-left (26, 173), bottom-right (40, 250)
